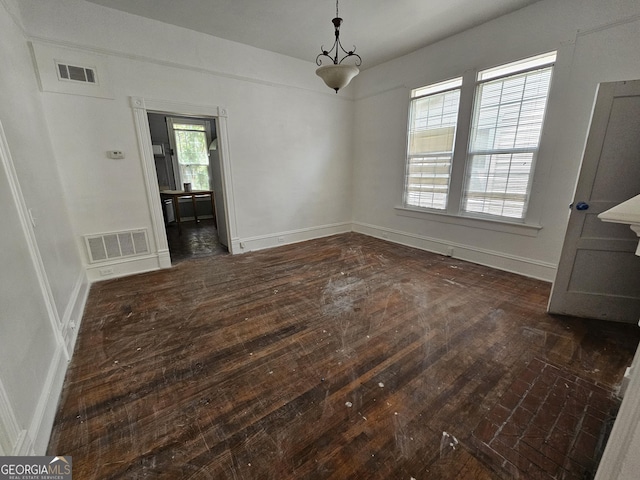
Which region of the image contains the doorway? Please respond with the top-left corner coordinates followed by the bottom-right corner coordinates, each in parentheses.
top-left (148, 112), bottom-right (228, 262)
top-left (130, 97), bottom-right (236, 269)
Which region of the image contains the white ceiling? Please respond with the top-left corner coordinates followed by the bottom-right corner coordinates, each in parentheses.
top-left (84, 0), bottom-right (542, 70)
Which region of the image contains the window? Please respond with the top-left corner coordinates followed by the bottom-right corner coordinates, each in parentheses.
top-left (405, 78), bottom-right (462, 210)
top-left (167, 118), bottom-right (212, 191)
top-left (464, 53), bottom-right (555, 218)
top-left (404, 52), bottom-right (556, 222)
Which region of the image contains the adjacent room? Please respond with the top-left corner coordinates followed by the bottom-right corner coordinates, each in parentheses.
top-left (148, 112), bottom-right (228, 262)
top-left (2, 0), bottom-right (640, 478)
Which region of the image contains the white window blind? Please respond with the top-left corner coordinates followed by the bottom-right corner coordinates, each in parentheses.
top-left (463, 55), bottom-right (555, 219)
top-left (405, 78), bottom-right (462, 210)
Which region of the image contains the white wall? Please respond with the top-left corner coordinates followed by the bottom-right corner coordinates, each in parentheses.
top-left (18, 0), bottom-right (355, 273)
top-left (351, 0), bottom-right (640, 281)
top-left (0, 0), bottom-right (87, 454)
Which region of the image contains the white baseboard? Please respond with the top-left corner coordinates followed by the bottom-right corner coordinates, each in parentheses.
top-left (231, 222), bottom-right (352, 254)
top-left (61, 270), bottom-right (90, 355)
top-left (353, 222), bottom-right (557, 282)
top-left (86, 221), bottom-right (555, 281)
top-left (29, 271), bottom-right (89, 454)
top-left (28, 344), bottom-right (67, 454)
top-left (230, 221), bottom-right (556, 281)
top-left (157, 249), bottom-right (171, 269)
top-left (86, 253), bottom-right (170, 283)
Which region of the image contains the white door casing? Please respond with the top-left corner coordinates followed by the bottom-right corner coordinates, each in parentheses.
top-left (548, 80), bottom-right (640, 322)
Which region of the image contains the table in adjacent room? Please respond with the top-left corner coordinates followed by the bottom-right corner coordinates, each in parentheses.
top-left (160, 189), bottom-right (216, 234)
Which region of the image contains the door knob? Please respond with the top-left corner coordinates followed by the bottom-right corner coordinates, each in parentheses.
top-left (575, 202), bottom-right (589, 211)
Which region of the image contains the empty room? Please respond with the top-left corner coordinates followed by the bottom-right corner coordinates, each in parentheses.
top-left (2, 0), bottom-right (640, 479)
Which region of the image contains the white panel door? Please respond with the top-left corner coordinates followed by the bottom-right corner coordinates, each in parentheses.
top-left (548, 80), bottom-right (640, 323)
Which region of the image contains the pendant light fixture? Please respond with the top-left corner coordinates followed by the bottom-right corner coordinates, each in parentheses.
top-left (315, 0), bottom-right (362, 93)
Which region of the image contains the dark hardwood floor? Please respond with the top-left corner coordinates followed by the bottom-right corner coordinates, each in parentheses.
top-left (165, 218), bottom-right (227, 263)
top-left (48, 233), bottom-right (640, 479)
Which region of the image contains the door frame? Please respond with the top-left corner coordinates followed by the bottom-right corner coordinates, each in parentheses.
top-left (130, 97), bottom-right (237, 264)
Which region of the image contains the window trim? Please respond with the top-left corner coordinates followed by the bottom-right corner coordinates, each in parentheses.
top-left (411, 77), bottom-right (463, 99)
top-left (394, 205), bottom-right (542, 237)
top-left (402, 52), bottom-right (556, 227)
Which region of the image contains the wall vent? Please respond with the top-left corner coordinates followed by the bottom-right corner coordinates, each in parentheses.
top-left (56, 62), bottom-right (97, 84)
top-left (84, 229), bottom-right (149, 264)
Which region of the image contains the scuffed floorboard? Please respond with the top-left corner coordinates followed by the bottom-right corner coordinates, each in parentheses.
top-left (48, 233), bottom-right (640, 479)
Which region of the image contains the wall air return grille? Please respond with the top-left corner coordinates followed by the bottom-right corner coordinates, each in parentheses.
top-left (56, 62), bottom-right (97, 84)
top-left (84, 229), bottom-right (149, 264)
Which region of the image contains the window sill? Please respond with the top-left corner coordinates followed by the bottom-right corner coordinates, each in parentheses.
top-left (395, 206), bottom-right (542, 237)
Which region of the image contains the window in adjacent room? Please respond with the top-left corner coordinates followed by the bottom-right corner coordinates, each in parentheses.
top-left (167, 118), bottom-right (212, 191)
top-left (403, 51), bottom-right (556, 223)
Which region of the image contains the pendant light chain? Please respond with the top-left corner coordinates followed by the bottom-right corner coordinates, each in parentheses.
top-left (315, 0), bottom-right (362, 68)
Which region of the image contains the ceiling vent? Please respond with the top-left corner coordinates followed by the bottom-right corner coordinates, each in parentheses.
top-left (56, 62), bottom-right (97, 84)
top-left (84, 229), bottom-right (149, 263)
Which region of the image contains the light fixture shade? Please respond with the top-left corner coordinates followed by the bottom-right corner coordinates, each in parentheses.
top-left (315, 64), bottom-right (359, 93)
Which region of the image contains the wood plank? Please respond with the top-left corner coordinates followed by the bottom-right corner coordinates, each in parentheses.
top-left (48, 233), bottom-right (640, 479)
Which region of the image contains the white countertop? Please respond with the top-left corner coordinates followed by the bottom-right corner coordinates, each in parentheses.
top-left (598, 194), bottom-right (640, 226)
